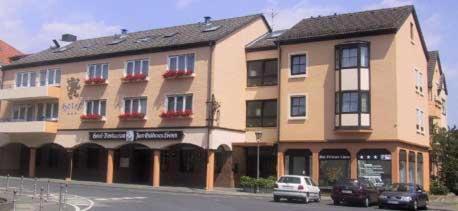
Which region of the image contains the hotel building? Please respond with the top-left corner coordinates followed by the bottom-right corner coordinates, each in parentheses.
top-left (0, 5), bottom-right (447, 191)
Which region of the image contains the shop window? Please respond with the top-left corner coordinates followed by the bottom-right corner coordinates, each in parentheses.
top-left (399, 150), bottom-right (407, 183)
top-left (245, 147), bottom-right (276, 178)
top-left (86, 147), bottom-right (99, 169)
top-left (48, 147), bottom-right (60, 168)
top-left (409, 151), bottom-right (416, 183)
top-left (417, 153), bottom-right (423, 185)
top-left (358, 149), bottom-right (392, 186)
top-left (285, 149), bottom-right (311, 176)
top-left (319, 149), bottom-right (351, 187)
top-left (179, 149), bottom-right (195, 173)
top-left (160, 150), bottom-right (169, 172)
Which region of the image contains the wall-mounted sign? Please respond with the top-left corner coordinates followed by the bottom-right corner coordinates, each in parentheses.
top-left (319, 154), bottom-right (351, 160)
top-left (89, 130), bottom-right (184, 141)
top-left (358, 154), bottom-right (392, 161)
top-left (319, 149), bottom-right (351, 160)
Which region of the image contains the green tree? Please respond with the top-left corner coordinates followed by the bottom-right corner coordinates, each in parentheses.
top-left (431, 125), bottom-right (458, 194)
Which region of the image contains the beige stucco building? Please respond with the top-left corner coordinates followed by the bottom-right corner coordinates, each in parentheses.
top-left (0, 5), bottom-right (447, 191)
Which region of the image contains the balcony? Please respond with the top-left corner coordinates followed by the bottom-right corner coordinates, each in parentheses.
top-left (0, 85), bottom-right (60, 101)
top-left (0, 120), bottom-right (58, 133)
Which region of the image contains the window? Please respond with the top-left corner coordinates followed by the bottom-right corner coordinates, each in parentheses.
top-left (290, 95), bottom-right (306, 118)
top-left (36, 103), bottom-right (59, 121)
top-left (168, 54), bottom-right (195, 73)
top-left (442, 99), bottom-right (446, 115)
top-left (341, 48), bottom-right (358, 68)
top-left (166, 94), bottom-right (192, 112)
top-left (399, 150), bottom-right (407, 183)
top-left (416, 108), bottom-right (425, 134)
top-left (290, 54), bottom-right (306, 76)
top-left (40, 69), bottom-right (61, 86)
top-left (417, 153), bottom-right (423, 185)
top-left (124, 97), bottom-right (147, 114)
top-left (85, 100), bottom-right (107, 117)
top-left (126, 59), bottom-right (149, 76)
top-left (87, 64), bottom-right (108, 79)
top-left (410, 22), bottom-right (414, 41)
top-left (342, 92), bottom-right (359, 113)
top-left (361, 92), bottom-right (370, 113)
top-left (246, 100), bottom-right (277, 127)
top-left (409, 152), bottom-right (416, 183)
top-left (415, 69), bottom-right (423, 94)
top-left (12, 104), bottom-right (34, 121)
top-left (247, 59), bottom-right (278, 86)
top-left (15, 72), bottom-right (36, 88)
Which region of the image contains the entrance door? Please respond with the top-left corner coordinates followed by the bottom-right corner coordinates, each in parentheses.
top-left (130, 148), bottom-right (150, 184)
top-left (285, 149), bottom-right (311, 176)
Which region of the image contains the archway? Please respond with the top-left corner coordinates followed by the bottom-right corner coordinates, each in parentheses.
top-left (214, 145), bottom-right (233, 187)
top-left (0, 143), bottom-right (29, 177)
top-left (72, 143), bottom-right (107, 182)
top-left (319, 149), bottom-right (351, 187)
top-left (36, 143), bottom-right (67, 179)
top-left (160, 143), bottom-right (206, 188)
top-left (114, 143), bottom-right (151, 185)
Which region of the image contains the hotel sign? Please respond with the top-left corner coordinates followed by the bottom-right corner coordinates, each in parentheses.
top-left (89, 130), bottom-right (184, 141)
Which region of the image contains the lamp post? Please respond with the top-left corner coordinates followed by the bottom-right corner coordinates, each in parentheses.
top-left (255, 131), bottom-right (262, 182)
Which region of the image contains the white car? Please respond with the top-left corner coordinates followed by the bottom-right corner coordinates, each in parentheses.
top-left (273, 175), bottom-right (321, 203)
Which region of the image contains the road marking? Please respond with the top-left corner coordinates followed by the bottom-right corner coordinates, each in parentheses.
top-left (94, 196), bottom-right (146, 202)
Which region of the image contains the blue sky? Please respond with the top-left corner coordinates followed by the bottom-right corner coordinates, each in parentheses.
top-left (1, 0), bottom-right (457, 126)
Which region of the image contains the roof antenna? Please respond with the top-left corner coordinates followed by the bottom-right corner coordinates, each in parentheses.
top-left (268, 8), bottom-right (279, 31)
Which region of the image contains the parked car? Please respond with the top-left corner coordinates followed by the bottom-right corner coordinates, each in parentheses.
top-left (331, 178), bottom-right (380, 207)
top-left (378, 183), bottom-right (428, 210)
top-left (273, 175), bottom-right (320, 203)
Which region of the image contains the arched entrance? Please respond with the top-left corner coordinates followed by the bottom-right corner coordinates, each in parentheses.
top-left (36, 143), bottom-right (67, 179)
top-left (0, 143), bottom-right (29, 177)
top-left (160, 143), bottom-right (206, 188)
top-left (73, 143), bottom-right (107, 182)
top-left (319, 149), bottom-right (351, 187)
top-left (114, 143), bottom-right (151, 184)
top-left (214, 145), bottom-right (233, 187)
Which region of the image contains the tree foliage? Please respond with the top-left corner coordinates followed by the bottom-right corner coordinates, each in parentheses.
top-left (431, 125), bottom-right (458, 194)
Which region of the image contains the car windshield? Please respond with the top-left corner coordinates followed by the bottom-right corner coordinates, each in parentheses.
top-left (278, 177), bottom-right (301, 184)
top-left (389, 183), bottom-right (415, 192)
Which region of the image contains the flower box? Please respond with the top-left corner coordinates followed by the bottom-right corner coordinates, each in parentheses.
top-left (85, 77), bottom-right (107, 85)
top-left (162, 70), bottom-right (193, 79)
top-left (118, 112), bottom-right (146, 120)
top-left (160, 110), bottom-right (193, 118)
top-left (121, 73), bottom-right (147, 82)
top-left (80, 114), bottom-right (103, 121)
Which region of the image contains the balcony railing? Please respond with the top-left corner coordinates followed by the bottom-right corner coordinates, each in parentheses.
top-left (0, 119), bottom-right (58, 133)
top-left (0, 85), bottom-right (60, 101)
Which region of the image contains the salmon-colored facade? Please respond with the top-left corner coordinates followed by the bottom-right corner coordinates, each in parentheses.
top-left (0, 6), bottom-right (447, 191)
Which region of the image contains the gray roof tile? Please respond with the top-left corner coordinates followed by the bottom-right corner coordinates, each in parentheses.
top-left (5, 14), bottom-right (266, 69)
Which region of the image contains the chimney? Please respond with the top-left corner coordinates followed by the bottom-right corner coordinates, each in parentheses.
top-left (121, 29), bottom-right (128, 35)
top-left (61, 34), bottom-right (77, 42)
top-left (52, 39), bottom-right (60, 48)
top-left (204, 16), bottom-right (211, 25)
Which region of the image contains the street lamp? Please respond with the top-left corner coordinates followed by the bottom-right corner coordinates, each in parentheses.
top-left (255, 131), bottom-right (263, 181)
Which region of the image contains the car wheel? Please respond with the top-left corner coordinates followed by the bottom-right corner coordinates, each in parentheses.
top-left (273, 196), bottom-right (280, 202)
top-left (363, 197), bottom-right (370, 207)
top-left (333, 200), bottom-right (340, 205)
top-left (304, 196), bottom-right (309, 204)
top-left (379, 204), bottom-right (384, 209)
top-left (287, 198), bottom-right (294, 202)
top-left (411, 200), bottom-right (418, 211)
top-left (316, 194), bottom-right (321, 202)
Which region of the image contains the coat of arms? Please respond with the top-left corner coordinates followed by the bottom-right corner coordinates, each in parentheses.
top-left (66, 77), bottom-right (81, 100)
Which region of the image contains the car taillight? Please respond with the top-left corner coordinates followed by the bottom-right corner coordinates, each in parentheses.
top-left (274, 183), bottom-right (278, 188)
top-left (298, 185), bottom-right (304, 190)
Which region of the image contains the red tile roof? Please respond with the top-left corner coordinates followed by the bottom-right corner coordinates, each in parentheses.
top-left (0, 40), bottom-right (22, 65)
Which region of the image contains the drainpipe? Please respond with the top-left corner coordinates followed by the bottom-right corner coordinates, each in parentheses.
top-left (276, 43), bottom-right (282, 153)
top-left (206, 41), bottom-right (215, 151)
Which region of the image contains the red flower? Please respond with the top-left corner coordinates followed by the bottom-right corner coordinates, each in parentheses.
top-left (122, 73), bottom-right (147, 82)
top-left (119, 112), bottom-right (145, 120)
top-left (81, 114), bottom-right (102, 120)
top-left (176, 70), bottom-right (186, 76)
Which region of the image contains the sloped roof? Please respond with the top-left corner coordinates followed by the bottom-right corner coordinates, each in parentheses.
top-left (246, 30), bottom-right (287, 51)
top-left (428, 51), bottom-right (447, 94)
top-left (4, 14), bottom-right (268, 70)
top-left (0, 40), bottom-right (22, 65)
top-left (278, 5), bottom-right (413, 43)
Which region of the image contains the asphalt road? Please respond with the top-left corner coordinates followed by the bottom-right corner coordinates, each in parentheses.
top-left (0, 177), bottom-right (442, 211)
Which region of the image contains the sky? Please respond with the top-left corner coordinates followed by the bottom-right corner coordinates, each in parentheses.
top-left (0, 0), bottom-right (457, 126)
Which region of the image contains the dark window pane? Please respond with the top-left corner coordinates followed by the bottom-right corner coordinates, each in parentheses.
top-left (263, 60), bottom-right (277, 85)
top-left (167, 97), bottom-right (175, 111)
top-left (342, 92), bottom-right (359, 113)
top-left (341, 48), bottom-right (358, 68)
top-left (124, 99), bottom-right (131, 113)
top-left (291, 96), bottom-right (306, 117)
top-left (361, 92), bottom-right (369, 113)
top-left (86, 101), bottom-right (92, 114)
top-left (134, 60), bottom-right (141, 74)
top-left (141, 60), bottom-right (149, 75)
top-left (246, 101), bottom-right (262, 127)
top-left (186, 54), bottom-right (195, 72)
top-left (169, 57), bottom-right (177, 71)
top-left (178, 55), bottom-right (186, 70)
top-left (291, 55), bottom-right (306, 75)
top-left (176, 96), bottom-right (184, 111)
top-left (102, 64), bottom-right (109, 79)
top-left (247, 61), bottom-right (262, 87)
top-left (262, 101), bottom-right (277, 127)
top-left (360, 46), bottom-right (369, 67)
top-left (185, 95), bottom-right (193, 110)
top-left (126, 62), bottom-right (134, 75)
top-left (100, 101), bottom-right (106, 116)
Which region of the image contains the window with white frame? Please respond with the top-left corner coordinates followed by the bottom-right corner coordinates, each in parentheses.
top-left (290, 95), bottom-right (306, 118)
top-left (36, 102), bottom-right (59, 121)
top-left (168, 54), bottom-right (195, 73)
top-left (415, 69), bottom-right (423, 94)
top-left (12, 104), bottom-right (34, 121)
top-left (416, 108), bottom-right (425, 134)
top-left (290, 54), bottom-right (306, 76)
top-left (15, 72), bottom-right (37, 88)
top-left (87, 64), bottom-right (108, 79)
top-left (123, 97), bottom-right (147, 114)
top-left (126, 59), bottom-right (149, 76)
top-left (85, 100), bottom-right (107, 116)
top-left (39, 69), bottom-right (61, 86)
top-left (166, 94), bottom-right (193, 112)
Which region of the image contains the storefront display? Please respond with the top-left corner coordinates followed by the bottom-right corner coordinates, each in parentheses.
top-left (285, 149), bottom-right (311, 176)
top-left (358, 149), bottom-right (392, 186)
top-left (319, 149), bottom-right (350, 187)
top-left (399, 150), bottom-right (407, 183)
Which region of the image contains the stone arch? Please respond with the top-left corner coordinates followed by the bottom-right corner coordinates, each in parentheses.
top-left (214, 144), bottom-right (234, 187)
top-left (36, 143), bottom-right (68, 179)
top-left (72, 143), bottom-right (108, 182)
top-left (0, 143), bottom-right (30, 177)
